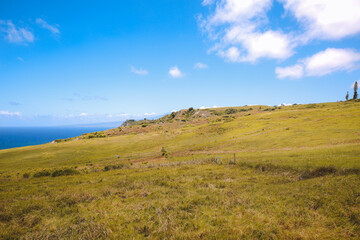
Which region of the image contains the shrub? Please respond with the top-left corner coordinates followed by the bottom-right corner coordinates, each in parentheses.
top-left (169, 112), bottom-right (176, 120)
top-left (306, 104), bottom-right (317, 109)
top-left (121, 119), bottom-right (135, 127)
top-left (299, 166), bottom-right (337, 180)
top-left (186, 107), bottom-right (195, 117)
top-left (23, 173), bottom-right (30, 178)
top-left (83, 131), bottom-right (106, 139)
top-left (51, 168), bottom-right (80, 177)
top-left (33, 170), bottom-right (51, 178)
top-left (103, 164), bottom-right (126, 171)
top-left (225, 108), bottom-right (237, 114)
top-left (161, 147), bottom-right (168, 158)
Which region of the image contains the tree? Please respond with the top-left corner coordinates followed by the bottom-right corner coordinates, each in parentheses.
top-left (354, 81), bottom-right (358, 100)
top-left (346, 91), bottom-right (349, 101)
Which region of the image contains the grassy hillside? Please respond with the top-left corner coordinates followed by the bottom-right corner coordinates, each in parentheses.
top-left (0, 100), bottom-right (360, 239)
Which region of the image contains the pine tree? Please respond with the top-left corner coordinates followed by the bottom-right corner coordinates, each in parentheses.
top-left (354, 81), bottom-right (358, 100)
top-left (346, 91), bottom-right (349, 101)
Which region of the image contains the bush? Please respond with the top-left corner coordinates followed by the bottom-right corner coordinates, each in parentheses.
top-left (306, 104), bottom-right (317, 109)
top-left (83, 131), bottom-right (106, 139)
top-left (51, 168), bottom-right (80, 177)
top-left (225, 108), bottom-right (237, 114)
top-left (103, 164), bottom-right (126, 171)
top-left (168, 112), bottom-right (176, 120)
top-left (299, 166), bottom-right (337, 180)
top-left (161, 147), bottom-right (169, 158)
top-left (33, 170), bottom-right (51, 178)
top-left (23, 173), bottom-right (30, 178)
top-left (186, 107), bottom-right (195, 116)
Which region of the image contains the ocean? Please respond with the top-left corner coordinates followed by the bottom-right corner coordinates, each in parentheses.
top-left (0, 126), bottom-right (111, 150)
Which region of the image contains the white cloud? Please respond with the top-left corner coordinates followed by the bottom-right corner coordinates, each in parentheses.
top-left (17, 57), bottom-right (24, 62)
top-left (79, 113), bottom-right (88, 117)
top-left (276, 48), bottom-right (360, 79)
top-left (218, 46), bottom-right (241, 62)
top-left (304, 48), bottom-right (360, 76)
top-left (130, 66), bottom-right (149, 75)
top-left (228, 30), bottom-right (294, 62)
top-left (277, 103), bottom-right (293, 107)
top-left (201, 0), bottom-right (295, 63)
top-left (0, 20), bottom-right (34, 43)
top-left (275, 64), bottom-right (304, 79)
top-left (169, 66), bottom-right (184, 78)
top-left (280, 0), bottom-right (360, 40)
top-left (36, 18), bottom-right (60, 35)
top-left (207, 0), bottom-right (272, 25)
top-left (201, 0), bottom-right (360, 66)
top-left (0, 110), bottom-right (21, 117)
top-left (194, 62), bottom-right (208, 69)
top-left (202, 0), bottom-right (214, 6)
top-left (144, 112), bottom-right (157, 116)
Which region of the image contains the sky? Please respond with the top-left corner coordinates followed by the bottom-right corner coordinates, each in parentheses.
top-left (1, 0), bottom-right (360, 126)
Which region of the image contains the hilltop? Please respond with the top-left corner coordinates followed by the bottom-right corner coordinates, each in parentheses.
top-left (0, 100), bottom-right (360, 239)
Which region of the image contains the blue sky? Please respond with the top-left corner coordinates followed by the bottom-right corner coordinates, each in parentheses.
top-left (1, 0), bottom-right (360, 126)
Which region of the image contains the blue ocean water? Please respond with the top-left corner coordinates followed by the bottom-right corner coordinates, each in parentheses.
top-left (0, 127), bottom-right (110, 150)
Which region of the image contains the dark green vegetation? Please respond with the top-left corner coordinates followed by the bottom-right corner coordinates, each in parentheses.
top-left (1, 100), bottom-right (360, 239)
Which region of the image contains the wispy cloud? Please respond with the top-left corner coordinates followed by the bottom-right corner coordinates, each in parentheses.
top-left (202, 0), bottom-right (214, 6)
top-left (81, 95), bottom-right (108, 101)
top-left (64, 94), bottom-right (108, 102)
top-left (36, 18), bottom-right (60, 35)
top-left (169, 66), bottom-right (184, 78)
top-left (17, 57), bottom-right (24, 62)
top-left (57, 112), bottom-right (159, 121)
top-left (0, 20), bottom-right (34, 43)
top-left (276, 48), bottom-right (360, 79)
top-left (275, 64), bottom-right (304, 80)
top-left (8, 101), bottom-right (20, 106)
top-left (144, 112), bottom-right (157, 116)
top-left (0, 110), bottom-right (21, 117)
top-left (194, 62), bottom-right (208, 69)
top-left (130, 66), bottom-right (149, 75)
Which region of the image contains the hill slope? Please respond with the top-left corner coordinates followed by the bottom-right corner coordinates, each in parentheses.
top-left (0, 101), bottom-right (360, 239)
